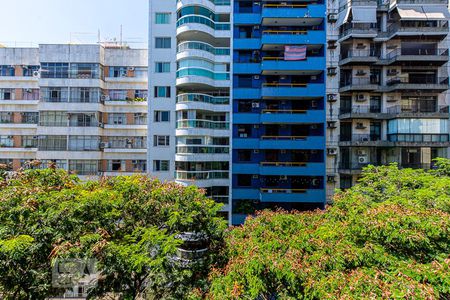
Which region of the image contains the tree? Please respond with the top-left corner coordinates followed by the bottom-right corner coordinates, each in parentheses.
top-left (0, 169), bottom-right (226, 299)
top-left (205, 161), bottom-right (450, 299)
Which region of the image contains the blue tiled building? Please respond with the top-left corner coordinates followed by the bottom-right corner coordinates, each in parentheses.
top-left (232, 0), bottom-right (327, 224)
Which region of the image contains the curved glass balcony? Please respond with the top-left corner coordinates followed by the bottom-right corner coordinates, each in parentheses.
top-left (176, 68), bottom-right (230, 80)
top-left (176, 119), bottom-right (229, 130)
top-left (176, 16), bottom-right (230, 31)
top-left (177, 0), bottom-right (230, 5)
top-left (176, 93), bottom-right (229, 105)
top-left (175, 170), bottom-right (229, 180)
top-left (176, 145), bottom-right (230, 154)
top-left (177, 41), bottom-right (230, 56)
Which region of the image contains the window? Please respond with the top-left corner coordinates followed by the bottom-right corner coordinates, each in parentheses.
top-left (0, 112), bottom-right (13, 123)
top-left (237, 174), bottom-right (252, 187)
top-left (38, 136), bottom-right (67, 151)
top-left (108, 90), bottom-right (128, 101)
top-left (153, 160), bottom-right (169, 172)
top-left (41, 63), bottom-right (69, 78)
top-left (22, 89), bottom-right (39, 100)
top-left (109, 67), bottom-right (128, 78)
top-left (155, 13), bottom-right (171, 24)
top-left (0, 65), bottom-right (15, 76)
top-left (108, 113), bottom-right (127, 125)
top-left (39, 112), bottom-right (67, 127)
top-left (132, 160), bottom-right (147, 172)
top-left (154, 111), bottom-right (170, 122)
top-left (41, 87), bottom-right (69, 103)
top-left (69, 113), bottom-right (98, 127)
top-left (0, 89), bottom-right (14, 100)
top-left (154, 86), bottom-right (171, 98)
top-left (71, 87), bottom-right (100, 103)
top-left (155, 37), bottom-right (171, 49)
top-left (21, 136), bottom-right (38, 148)
top-left (21, 112), bottom-right (39, 124)
top-left (238, 150), bottom-right (252, 161)
top-left (155, 62), bottom-right (170, 73)
top-left (153, 135), bottom-right (170, 146)
top-left (108, 160), bottom-right (125, 172)
top-left (0, 136), bottom-right (13, 147)
top-left (68, 136), bottom-right (100, 151)
top-left (69, 160), bottom-right (99, 175)
top-left (134, 113), bottom-right (147, 125)
top-left (70, 63), bottom-right (100, 79)
top-left (39, 159), bottom-right (67, 170)
top-left (135, 90), bottom-right (148, 100)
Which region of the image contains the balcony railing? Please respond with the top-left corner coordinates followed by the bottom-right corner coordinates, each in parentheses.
top-left (340, 77), bottom-right (380, 87)
top-left (262, 30), bottom-right (307, 35)
top-left (176, 16), bottom-right (230, 31)
top-left (340, 49), bottom-right (379, 60)
top-left (176, 119), bottom-right (229, 130)
top-left (387, 21), bottom-right (449, 34)
top-left (176, 145), bottom-right (230, 154)
top-left (388, 134), bottom-right (449, 143)
top-left (386, 76), bottom-right (449, 86)
top-left (175, 170), bottom-right (229, 180)
top-left (261, 135), bottom-right (307, 140)
top-left (339, 106), bottom-right (381, 115)
top-left (176, 93), bottom-right (229, 105)
top-left (339, 134), bottom-right (381, 142)
top-left (262, 83), bottom-right (308, 88)
top-left (260, 162), bottom-right (307, 167)
top-left (386, 105), bottom-right (449, 114)
top-left (386, 48), bottom-right (449, 59)
top-left (260, 188), bottom-right (307, 194)
top-left (261, 109), bottom-right (307, 114)
top-left (177, 41), bottom-right (230, 56)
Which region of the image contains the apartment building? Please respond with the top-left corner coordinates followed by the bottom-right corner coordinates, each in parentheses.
top-left (328, 0), bottom-right (450, 190)
top-left (231, 1), bottom-right (328, 224)
top-left (148, 0), bottom-right (232, 220)
top-left (148, 0), bottom-right (331, 224)
top-left (0, 44), bottom-right (148, 178)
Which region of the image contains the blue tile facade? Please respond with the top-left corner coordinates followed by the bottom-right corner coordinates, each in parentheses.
top-left (232, 0), bottom-right (327, 224)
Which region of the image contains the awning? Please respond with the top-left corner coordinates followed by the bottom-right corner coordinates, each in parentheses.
top-left (351, 7), bottom-right (377, 23)
top-left (397, 6), bottom-right (427, 20)
top-left (423, 6), bottom-right (450, 20)
top-left (336, 8), bottom-right (350, 27)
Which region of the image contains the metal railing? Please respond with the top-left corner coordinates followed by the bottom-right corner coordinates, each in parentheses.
top-left (176, 119), bottom-right (229, 130)
top-left (176, 145), bottom-right (230, 154)
top-left (175, 170), bottom-right (229, 180)
top-left (260, 162), bottom-right (308, 167)
top-left (386, 76), bottom-right (449, 86)
top-left (339, 134), bottom-right (381, 142)
top-left (386, 105), bottom-right (449, 114)
top-left (386, 48), bottom-right (449, 59)
top-left (339, 105), bottom-right (381, 115)
top-left (341, 49), bottom-right (379, 59)
top-left (176, 93), bottom-right (229, 105)
top-left (260, 188), bottom-right (307, 194)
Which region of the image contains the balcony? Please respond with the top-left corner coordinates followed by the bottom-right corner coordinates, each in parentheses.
top-left (339, 134), bottom-right (393, 147)
top-left (261, 57), bottom-right (325, 73)
top-left (175, 170), bottom-right (229, 181)
top-left (339, 105), bottom-right (385, 119)
top-left (261, 30), bottom-right (325, 45)
top-left (386, 21), bottom-right (449, 38)
top-left (261, 3), bottom-right (326, 21)
top-left (339, 25), bottom-right (378, 41)
top-left (385, 48), bottom-right (449, 66)
top-left (387, 134), bottom-right (450, 147)
top-left (176, 119), bottom-right (229, 130)
top-left (339, 77), bottom-right (381, 92)
top-left (339, 49), bottom-right (380, 66)
top-left (384, 76), bottom-right (449, 92)
top-left (260, 109), bottom-right (325, 123)
top-left (262, 82), bottom-right (325, 98)
top-left (386, 105), bottom-right (449, 119)
top-left (259, 162), bottom-right (325, 176)
top-left (260, 188), bottom-right (326, 203)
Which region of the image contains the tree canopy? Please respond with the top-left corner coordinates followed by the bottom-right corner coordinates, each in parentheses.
top-left (205, 162), bottom-right (450, 299)
top-left (0, 167), bottom-right (226, 299)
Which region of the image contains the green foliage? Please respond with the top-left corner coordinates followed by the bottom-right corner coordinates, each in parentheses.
top-left (205, 160), bottom-right (450, 300)
top-left (0, 169), bottom-right (226, 299)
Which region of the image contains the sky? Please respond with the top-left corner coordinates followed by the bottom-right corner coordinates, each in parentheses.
top-left (0, 0), bottom-right (148, 48)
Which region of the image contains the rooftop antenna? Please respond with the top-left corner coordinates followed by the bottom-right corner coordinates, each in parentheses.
top-left (98, 29), bottom-right (101, 44)
top-left (120, 25), bottom-right (123, 48)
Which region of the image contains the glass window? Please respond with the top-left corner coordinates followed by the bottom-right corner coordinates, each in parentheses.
top-left (38, 136), bottom-right (67, 151)
top-left (41, 63), bottom-right (69, 78)
top-left (41, 87), bottom-right (69, 103)
top-left (155, 37), bottom-right (171, 49)
top-left (134, 113), bottom-right (147, 125)
top-left (39, 112), bottom-right (67, 127)
top-left (153, 160), bottom-right (169, 172)
top-left (68, 136), bottom-right (100, 151)
top-left (0, 112), bottom-right (13, 123)
top-left (155, 62), bottom-right (170, 73)
top-left (153, 135), bottom-right (170, 146)
top-left (69, 160), bottom-right (99, 175)
top-left (108, 90), bottom-right (128, 101)
top-left (21, 112), bottom-right (39, 124)
top-left (155, 13), bottom-right (171, 24)
top-left (0, 89), bottom-right (15, 100)
top-left (154, 111), bottom-right (170, 122)
top-left (0, 136), bottom-right (13, 147)
top-left (0, 65), bottom-right (15, 76)
top-left (21, 136), bottom-right (38, 148)
top-left (154, 86), bottom-right (171, 98)
top-left (132, 160), bottom-right (147, 172)
top-left (107, 160), bottom-right (125, 172)
top-left (108, 113), bottom-right (127, 125)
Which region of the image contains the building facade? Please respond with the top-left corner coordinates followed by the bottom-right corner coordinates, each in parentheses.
top-left (329, 0), bottom-right (450, 191)
top-left (0, 44), bottom-right (148, 178)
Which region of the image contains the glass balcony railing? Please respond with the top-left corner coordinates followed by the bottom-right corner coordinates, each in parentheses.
top-left (177, 0), bottom-right (230, 5)
top-left (176, 93), bottom-right (229, 105)
top-left (176, 119), bottom-right (230, 130)
top-left (177, 42), bottom-right (230, 56)
top-left (176, 68), bottom-right (230, 80)
top-left (175, 170), bottom-right (229, 180)
top-left (176, 16), bottom-right (230, 31)
top-left (176, 145), bottom-right (230, 154)
top-left (388, 134), bottom-right (449, 143)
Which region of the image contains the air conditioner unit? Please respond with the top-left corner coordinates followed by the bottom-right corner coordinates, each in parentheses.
top-left (356, 150), bottom-right (366, 156)
top-left (358, 156), bottom-right (368, 164)
top-left (239, 133), bottom-right (248, 138)
top-left (252, 102), bottom-right (260, 108)
top-left (254, 75), bottom-right (260, 80)
top-left (252, 174), bottom-right (259, 179)
top-left (311, 124), bottom-right (318, 130)
top-left (32, 70), bottom-right (40, 78)
top-left (327, 121), bottom-right (337, 129)
top-left (387, 69), bottom-right (398, 76)
top-left (311, 100), bottom-right (318, 108)
top-left (253, 124), bottom-right (259, 129)
top-left (127, 67), bottom-right (135, 71)
top-left (280, 175), bottom-right (288, 180)
top-left (327, 94), bottom-right (337, 102)
top-left (24, 89), bottom-right (33, 93)
top-left (312, 178), bottom-right (320, 186)
top-left (327, 148), bottom-right (337, 155)
top-left (327, 175), bottom-right (336, 183)
top-left (356, 70), bottom-right (366, 76)
top-left (253, 149), bottom-right (259, 154)
top-left (356, 94), bottom-right (366, 102)
top-left (355, 123), bottom-right (366, 129)
top-left (98, 123), bottom-right (105, 128)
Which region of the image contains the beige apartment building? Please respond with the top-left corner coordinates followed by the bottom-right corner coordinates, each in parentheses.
top-left (0, 44), bottom-right (148, 178)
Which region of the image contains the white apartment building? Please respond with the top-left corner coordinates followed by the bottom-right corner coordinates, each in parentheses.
top-left (0, 44), bottom-right (148, 178)
top-left (148, 0), bottom-right (232, 220)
